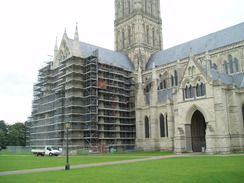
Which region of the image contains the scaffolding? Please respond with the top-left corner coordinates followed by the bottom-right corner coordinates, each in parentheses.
top-left (28, 51), bottom-right (136, 153)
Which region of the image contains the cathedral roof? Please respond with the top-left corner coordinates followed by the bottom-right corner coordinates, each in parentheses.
top-left (75, 40), bottom-right (134, 70)
top-left (146, 22), bottom-right (244, 70)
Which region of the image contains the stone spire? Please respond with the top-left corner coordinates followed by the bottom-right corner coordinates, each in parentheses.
top-left (73, 23), bottom-right (81, 57)
top-left (54, 37), bottom-right (58, 59)
top-left (205, 48), bottom-right (212, 77)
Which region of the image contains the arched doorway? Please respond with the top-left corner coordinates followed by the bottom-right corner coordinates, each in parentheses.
top-left (191, 110), bottom-right (206, 152)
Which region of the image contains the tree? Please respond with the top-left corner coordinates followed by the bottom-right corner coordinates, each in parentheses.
top-left (0, 120), bottom-right (7, 133)
top-left (0, 120), bottom-right (8, 148)
top-left (7, 122), bottom-right (27, 146)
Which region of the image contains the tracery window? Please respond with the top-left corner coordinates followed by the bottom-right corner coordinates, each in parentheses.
top-left (160, 114), bottom-right (168, 137)
top-left (145, 83), bottom-right (151, 93)
top-left (224, 61), bottom-right (228, 74)
top-left (196, 79), bottom-right (206, 97)
top-left (158, 80), bottom-right (167, 90)
top-left (234, 58), bottom-right (239, 73)
top-left (128, 26), bottom-right (131, 45)
top-left (122, 29), bottom-right (125, 48)
top-left (145, 116), bottom-right (150, 138)
top-left (152, 28), bottom-right (155, 46)
top-left (224, 55), bottom-right (239, 74)
top-left (147, 26), bottom-right (149, 44)
top-left (229, 55), bottom-right (234, 73)
top-left (174, 70), bottom-right (178, 86)
top-left (185, 82), bottom-right (194, 99)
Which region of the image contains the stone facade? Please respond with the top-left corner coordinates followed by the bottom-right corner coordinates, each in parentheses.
top-left (135, 39), bottom-right (244, 154)
top-left (114, 0), bottom-right (163, 69)
top-left (28, 0), bottom-right (244, 154)
top-left (113, 0), bottom-right (244, 154)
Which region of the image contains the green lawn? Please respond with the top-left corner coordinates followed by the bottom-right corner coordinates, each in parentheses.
top-left (0, 156), bottom-right (243, 183)
top-left (0, 155), bottom-right (145, 172)
top-left (0, 151), bottom-right (173, 172)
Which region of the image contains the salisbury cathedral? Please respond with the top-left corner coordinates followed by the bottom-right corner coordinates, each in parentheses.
top-left (27, 0), bottom-right (244, 154)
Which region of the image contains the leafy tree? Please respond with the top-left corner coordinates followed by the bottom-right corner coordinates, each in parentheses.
top-left (7, 122), bottom-right (26, 146)
top-left (0, 120), bottom-right (7, 148)
top-left (0, 120), bottom-right (7, 133)
top-left (0, 130), bottom-right (7, 149)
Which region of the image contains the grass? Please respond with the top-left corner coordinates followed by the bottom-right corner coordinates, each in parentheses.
top-left (0, 156), bottom-right (243, 183)
top-left (0, 155), bottom-right (145, 172)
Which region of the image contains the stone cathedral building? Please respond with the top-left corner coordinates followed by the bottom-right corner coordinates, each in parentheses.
top-left (28, 0), bottom-right (244, 154)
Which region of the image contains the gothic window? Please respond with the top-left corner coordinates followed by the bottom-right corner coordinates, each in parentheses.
top-left (224, 61), bottom-right (228, 74)
top-left (117, 31), bottom-right (120, 50)
top-left (145, 116), bottom-right (150, 138)
top-left (145, 83), bottom-right (151, 93)
top-left (122, 29), bottom-right (125, 48)
top-left (166, 114), bottom-right (168, 137)
top-left (234, 58), bottom-right (239, 73)
top-left (242, 104), bottom-right (244, 130)
top-left (174, 70), bottom-right (178, 86)
top-left (213, 63), bottom-right (218, 70)
top-left (122, 2), bottom-right (125, 17)
top-left (128, 0), bottom-right (130, 14)
top-left (150, 2), bottom-right (153, 15)
top-left (152, 28), bottom-right (155, 46)
top-left (185, 85), bottom-right (194, 99)
top-left (196, 82), bottom-right (206, 97)
top-left (145, 0), bottom-right (147, 13)
top-left (128, 26), bottom-right (131, 45)
top-left (209, 61), bottom-right (213, 68)
top-left (171, 75), bottom-right (174, 87)
top-left (147, 26), bottom-right (149, 44)
top-left (188, 67), bottom-right (191, 75)
top-left (160, 114), bottom-right (165, 137)
top-left (132, 24), bottom-right (135, 43)
top-left (158, 80), bottom-right (167, 90)
top-left (229, 55), bottom-right (234, 73)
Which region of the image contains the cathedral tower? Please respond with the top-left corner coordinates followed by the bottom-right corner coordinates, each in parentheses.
top-left (114, 0), bottom-right (163, 70)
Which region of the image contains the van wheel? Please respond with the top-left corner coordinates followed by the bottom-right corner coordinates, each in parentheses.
top-left (49, 153), bottom-right (53, 156)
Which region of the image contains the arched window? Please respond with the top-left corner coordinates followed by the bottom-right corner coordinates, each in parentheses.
top-left (196, 83), bottom-right (206, 97)
top-left (188, 66), bottom-right (192, 76)
top-left (242, 104), bottom-right (244, 130)
top-left (122, 2), bottom-right (125, 17)
top-left (229, 55), bottom-right (234, 73)
top-left (166, 114), bottom-right (168, 137)
top-left (158, 80), bottom-right (167, 90)
top-left (185, 85), bottom-right (194, 99)
top-left (152, 28), bottom-right (155, 46)
top-left (224, 61), bottom-right (228, 74)
top-left (145, 0), bottom-right (147, 13)
top-left (145, 83), bottom-right (151, 93)
top-left (128, 0), bottom-right (130, 14)
top-left (128, 26), bottom-right (131, 45)
top-left (145, 116), bottom-right (150, 138)
top-left (147, 26), bottom-right (149, 44)
top-left (171, 75), bottom-right (174, 87)
top-left (174, 70), bottom-right (178, 86)
top-left (160, 114), bottom-right (165, 137)
top-left (234, 58), bottom-right (239, 73)
top-left (213, 63), bottom-right (218, 70)
top-left (122, 29), bottom-right (125, 48)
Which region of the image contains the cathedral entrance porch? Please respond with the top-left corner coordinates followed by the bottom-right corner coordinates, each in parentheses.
top-left (191, 110), bottom-right (206, 152)
top-left (184, 110), bottom-right (207, 153)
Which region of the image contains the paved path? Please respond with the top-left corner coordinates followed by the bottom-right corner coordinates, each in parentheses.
top-left (1, 154), bottom-right (244, 176)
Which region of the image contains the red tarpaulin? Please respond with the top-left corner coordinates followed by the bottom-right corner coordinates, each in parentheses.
top-left (98, 79), bottom-right (108, 90)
